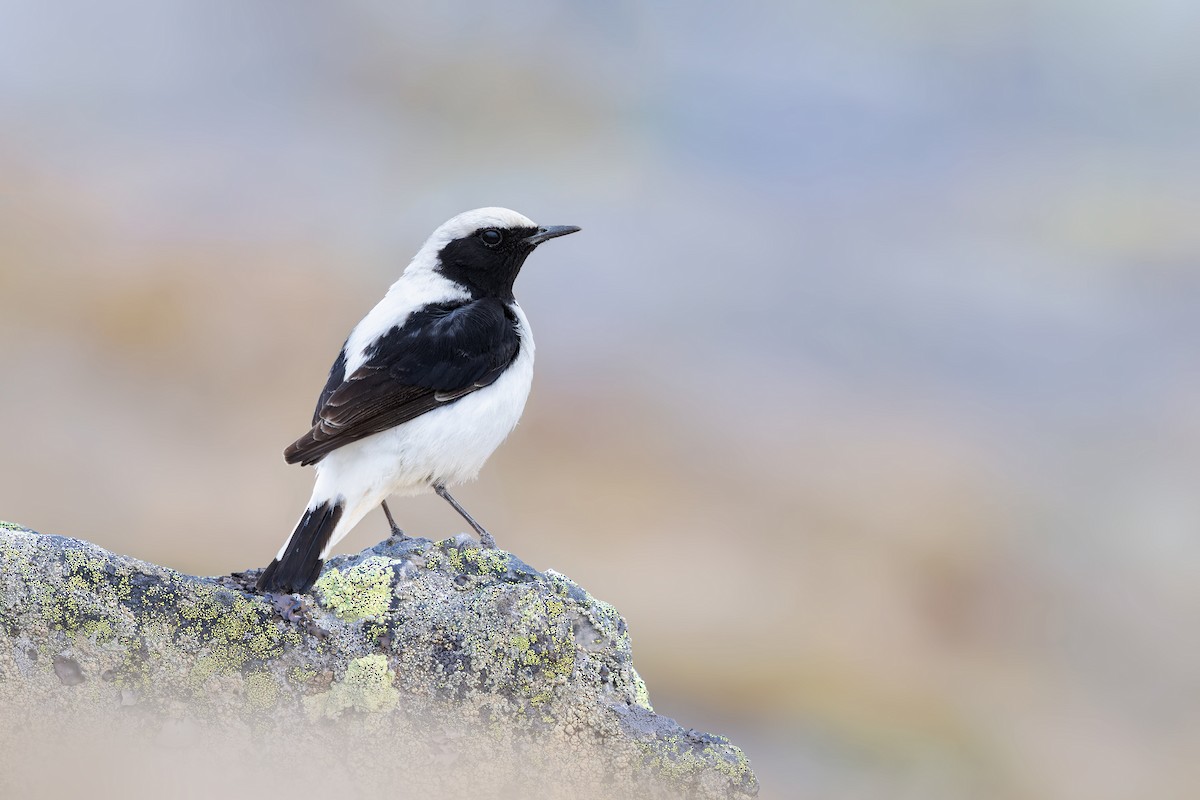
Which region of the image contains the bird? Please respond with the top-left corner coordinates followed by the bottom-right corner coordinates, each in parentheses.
top-left (256, 207), bottom-right (580, 594)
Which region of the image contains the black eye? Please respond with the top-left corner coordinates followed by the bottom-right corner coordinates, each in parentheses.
top-left (479, 228), bottom-right (503, 247)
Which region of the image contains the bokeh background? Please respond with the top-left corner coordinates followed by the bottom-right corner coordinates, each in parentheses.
top-left (2, 2), bottom-right (1199, 797)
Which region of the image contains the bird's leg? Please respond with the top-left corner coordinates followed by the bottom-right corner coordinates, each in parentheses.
top-left (433, 483), bottom-right (496, 549)
top-left (381, 500), bottom-right (407, 540)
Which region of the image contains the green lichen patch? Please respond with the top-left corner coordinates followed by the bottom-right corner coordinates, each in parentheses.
top-left (243, 671), bottom-right (280, 711)
top-left (638, 731), bottom-right (757, 794)
top-left (422, 537), bottom-right (539, 587)
top-left (315, 557), bottom-right (394, 621)
top-left (0, 521), bottom-right (24, 531)
top-left (540, 569), bottom-right (649, 707)
top-left (173, 583), bottom-right (299, 686)
top-left (545, 570), bottom-right (630, 647)
top-left (288, 665), bottom-right (317, 685)
top-left (100, 635), bottom-right (154, 690)
top-left (2, 532), bottom-right (303, 700)
top-left (502, 588), bottom-right (577, 706)
top-left (24, 544), bottom-right (136, 642)
top-left (302, 654), bottom-right (399, 718)
top-left (630, 668), bottom-right (653, 711)
top-left (187, 654), bottom-right (225, 692)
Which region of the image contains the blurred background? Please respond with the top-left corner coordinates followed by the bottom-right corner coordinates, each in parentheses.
top-left (2, 1), bottom-right (1199, 797)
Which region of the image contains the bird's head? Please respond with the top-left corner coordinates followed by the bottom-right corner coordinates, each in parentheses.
top-left (409, 207), bottom-right (580, 300)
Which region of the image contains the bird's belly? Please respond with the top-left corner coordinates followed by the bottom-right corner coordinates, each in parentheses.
top-left (318, 346), bottom-right (535, 499)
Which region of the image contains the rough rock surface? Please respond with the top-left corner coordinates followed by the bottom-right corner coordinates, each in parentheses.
top-left (0, 522), bottom-right (757, 798)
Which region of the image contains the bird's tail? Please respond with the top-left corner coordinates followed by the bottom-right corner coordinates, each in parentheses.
top-left (256, 500), bottom-right (345, 594)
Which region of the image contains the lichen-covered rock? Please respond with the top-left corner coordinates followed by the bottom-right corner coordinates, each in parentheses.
top-left (0, 523), bottom-right (757, 798)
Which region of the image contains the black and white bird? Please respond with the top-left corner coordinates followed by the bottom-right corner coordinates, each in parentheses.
top-left (257, 207), bottom-right (579, 594)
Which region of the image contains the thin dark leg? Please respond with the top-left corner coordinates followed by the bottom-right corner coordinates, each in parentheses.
top-left (381, 500), bottom-right (407, 540)
top-left (433, 483), bottom-right (496, 548)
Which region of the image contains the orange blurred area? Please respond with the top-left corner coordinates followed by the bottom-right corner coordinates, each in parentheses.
top-left (3, 3), bottom-right (1200, 798)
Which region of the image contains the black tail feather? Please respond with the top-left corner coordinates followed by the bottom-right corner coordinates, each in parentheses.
top-left (256, 501), bottom-right (344, 594)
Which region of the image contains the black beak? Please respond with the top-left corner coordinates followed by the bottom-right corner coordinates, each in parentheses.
top-left (522, 225), bottom-right (581, 247)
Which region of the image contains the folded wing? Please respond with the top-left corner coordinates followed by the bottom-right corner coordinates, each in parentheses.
top-left (284, 298), bottom-right (522, 466)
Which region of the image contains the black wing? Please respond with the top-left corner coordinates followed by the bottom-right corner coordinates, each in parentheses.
top-left (284, 298), bottom-right (522, 466)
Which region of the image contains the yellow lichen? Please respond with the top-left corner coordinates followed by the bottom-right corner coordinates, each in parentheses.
top-left (315, 557), bottom-right (394, 621)
top-left (637, 734), bottom-right (756, 788)
top-left (302, 654), bottom-right (399, 718)
top-left (631, 668), bottom-right (653, 711)
top-left (423, 538), bottom-right (515, 578)
top-left (173, 584), bottom-right (297, 684)
top-left (188, 654), bottom-right (224, 692)
top-left (288, 665), bottom-right (317, 685)
top-left (504, 589), bottom-right (577, 706)
top-left (243, 672), bottom-right (280, 710)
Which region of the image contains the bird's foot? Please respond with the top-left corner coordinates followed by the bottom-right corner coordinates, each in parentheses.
top-left (432, 483), bottom-right (496, 548)
top-left (381, 500), bottom-right (408, 542)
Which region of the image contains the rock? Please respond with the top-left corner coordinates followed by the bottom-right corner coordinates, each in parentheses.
top-left (0, 523), bottom-right (757, 798)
